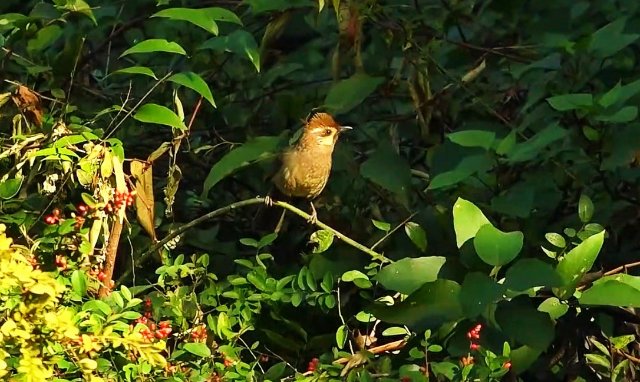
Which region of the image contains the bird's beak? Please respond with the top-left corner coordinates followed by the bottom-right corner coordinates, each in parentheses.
top-left (339, 125), bottom-right (353, 133)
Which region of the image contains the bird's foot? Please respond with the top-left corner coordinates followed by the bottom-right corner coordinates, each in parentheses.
top-left (307, 211), bottom-right (318, 225)
top-left (307, 202), bottom-right (318, 225)
top-left (264, 195), bottom-right (273, 206)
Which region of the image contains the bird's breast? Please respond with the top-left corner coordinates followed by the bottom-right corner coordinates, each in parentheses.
top-left (274, 149), bottom-right (333, 199)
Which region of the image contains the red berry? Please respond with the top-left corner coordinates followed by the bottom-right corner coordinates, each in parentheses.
top-left (470, 343), bottom-right (480, 351)
top-left (77, 203), bottom-right (88, 216)
top-left (97, 271), bottom-right (106, 281)
top-left (504, 361), bottom-right (511, 369)
top-left (44, 215), bottom-right (57, 224)
top-left (55, 255), bottom-right (67, 269)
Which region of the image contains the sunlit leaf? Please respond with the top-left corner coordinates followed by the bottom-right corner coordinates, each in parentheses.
top-left (120, 39), bottom-right (186, 57)
top-left (325, 73), bottom-right (384, 114)
top-left (168, 72), bottom-right (216, 107)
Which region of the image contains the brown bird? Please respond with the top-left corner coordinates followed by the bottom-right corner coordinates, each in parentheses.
top-left (266, 112), bottom-right (352, 227)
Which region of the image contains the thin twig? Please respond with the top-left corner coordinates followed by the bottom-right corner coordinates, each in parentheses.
top-left (117, 197), bottom-right (391, 284)
top-left (370, 212), bottom-right (418, 251)
top-left (104, 71), bottom-right (173, 140)
top-left (333, 339), bottom-right (407, 364)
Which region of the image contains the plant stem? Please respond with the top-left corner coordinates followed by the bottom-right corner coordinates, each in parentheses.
top-left (117, 197), bottom-right (391, 285)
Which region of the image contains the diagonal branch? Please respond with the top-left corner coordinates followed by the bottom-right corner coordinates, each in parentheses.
top-left (117, 197), bottom-right (390, 284)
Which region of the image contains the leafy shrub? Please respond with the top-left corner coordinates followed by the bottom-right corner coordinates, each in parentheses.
top-left (2, 0), bottom-right (640, 381)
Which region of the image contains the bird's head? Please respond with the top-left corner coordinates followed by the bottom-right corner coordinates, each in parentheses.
top-left (302, 112), bottom-right (352, 148)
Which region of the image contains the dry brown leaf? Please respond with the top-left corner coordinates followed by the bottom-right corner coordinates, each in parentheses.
top-left (131, 159), bottom-right (156, 241)
top-left (12, 85), bottom-right (43, 127)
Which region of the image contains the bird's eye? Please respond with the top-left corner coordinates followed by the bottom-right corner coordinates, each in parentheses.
top-left (323, 128), bottom-right (333, 136)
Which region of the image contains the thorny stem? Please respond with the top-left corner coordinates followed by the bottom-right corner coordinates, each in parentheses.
top-left (117, 197), bottom-right (391, 285)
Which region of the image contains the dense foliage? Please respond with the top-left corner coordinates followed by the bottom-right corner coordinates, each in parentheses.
top-left (1, 0), bottom-right (640, 381)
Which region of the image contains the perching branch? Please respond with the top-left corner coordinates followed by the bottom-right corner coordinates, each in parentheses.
top-left (117, 197), bottom-right (391, 284)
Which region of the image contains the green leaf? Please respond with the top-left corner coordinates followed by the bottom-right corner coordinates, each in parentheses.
top-left (111, 66), bottom-right (158, 79)
top-left (595, 106), bottom-right (638, 123)
top-left (27, 25), bottom-right (63, 52)
top-left (589, 17), bottom-right (640, 58)
top-left (201, 136), bottom-right (284, 197)
top-left (183, 342), bottom-right (211, 357)
top-left (496, 131), bottom-right (517, 156)
top-left (263, 362), bottom-right (287, 381)
top-left (199, 30), bottom-right (261, 72)
top-left (381, 327), bottom-right (409, 336)
top-left (375, 257), bottom-right (446, 294)
top-left (579, 274), bottom-right (640, 307)
top-left (133, 103), bottom-right (186, 130)
top-left (82, 300), bottom-right (112, 316)
top-left (490, 181), bottom-right (535, 218)
top-left (473, 224), bottom-right (523, 266)
top-left (239, 238), bottom-right (258, 247)
top-left (310, 230), bottom-right (334, 253)
top-left (555, 230), bottom-right (605, 299)
top-left (507, 123), bottom-right (567, 163)
top-left (452, 198), bottom-right (491, 248)
top-left (447, 130), bottom-right (496, 150)
top-left (504, 259), bottom-right (563, 291)
top-left (0, 177), bottom-right (23, 199)
top-left (342, 270), bottom-right (369, 282)
top-left (257, 232), bottom-right (278, 248)
top-left (578, 194), bottom-right (594, 223)
top-left (71, 270), bottom-right (87, 296)
top-left (369, 280), bottom-right (463, 330)
top-left (321, 272), bottom-right (334, 293)
top-left (545, 233), bottom-right (566, 248)
top-left (360, 143), bottom-right (411, 196)
top-left (586, 354), bottom-right (610, 369)
top-left (496, 303), bottom-right (554, 351)
top-left (152, 7), bottom-right (242, 35)
top-left (537, 297), bottom-right (569, 320)
top-left (611, 334), bottom-right (635, 350)
top-left (120, 39), bottom-right (186, 57)
top-left (245, 0), bottom-right (313, 14)
top-left (58, 0), bottom-right (96, 24)
top-left (459, 272), bottom-right (505, 317)
top-left (324, 73), bottom-right (384, 114)
top-left (598, 82), bottom-right (621, 108)
top-left (546, 93), bottom-right (593, 111)
top-left (428, 154), bottom-right (493, 190)
top-left (167, 72), bottom-right (216, 107)
top-left (404, 222), bottom-right (427, 252)
top-left (371, 219), bottom-right (390, 232)
top-left (336, 324), bottom-right (348, 349)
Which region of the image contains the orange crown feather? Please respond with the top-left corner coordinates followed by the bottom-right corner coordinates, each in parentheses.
top-left (306, 112), bottom-right (339, 129)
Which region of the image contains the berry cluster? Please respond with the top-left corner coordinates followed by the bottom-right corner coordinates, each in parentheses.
top-left (467, 323), bottom-right (482, 351)
top-left (55, 254), bottom-right (67, 270)
top-left (306, 357), bottom-right (320, 372)
top-left (94, 269), bottom-right (115, 289)
top-left (44, 203), bottom-right (92, 230)
top-left (132, 316), bottom-right (172, 342)
top-left (44, 208), bottom-right (62, 225)
top-left (105, 189), bottom-right (136, 214)
top-left (191, 324), bottom-right (207, 342)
